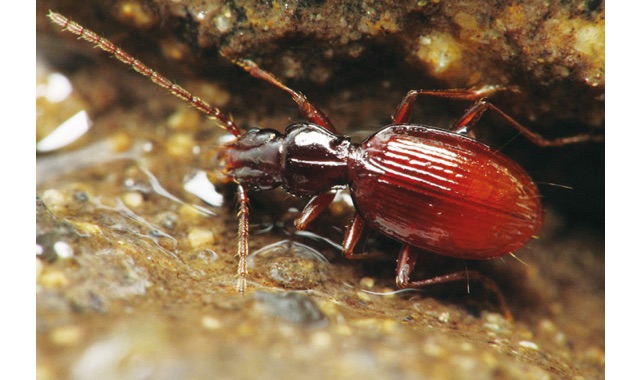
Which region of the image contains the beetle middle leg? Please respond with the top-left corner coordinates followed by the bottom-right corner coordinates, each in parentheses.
top-left (392, 86), bottom-right (507, 124)
top-left (294, 190), bottom-right (338, 230)
top-left (341, 213), bottom-right (369, 259)
top-left (396, 245), bottom-right (513, 320)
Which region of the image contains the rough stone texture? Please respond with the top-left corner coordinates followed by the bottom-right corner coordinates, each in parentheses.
top-left (40, 0), bottom-right (604, 124)
top-left (37, 1), bottom-right (604, 379)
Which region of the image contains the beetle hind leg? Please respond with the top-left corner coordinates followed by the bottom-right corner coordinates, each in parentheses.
top-left (452, 100), bottom-right (604, 146)
top-left (392, 87), bottom-right (602, 146)
top-left (396, 245), bottom-right (513, 320)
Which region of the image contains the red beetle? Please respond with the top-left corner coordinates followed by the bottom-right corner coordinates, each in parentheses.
top-left (220, 59), bottom-right (595, 298)
top-left (49, 12), bottom-right (601, 314)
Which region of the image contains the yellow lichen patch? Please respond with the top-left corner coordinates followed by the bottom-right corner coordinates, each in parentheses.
top-left (188, 227), bottom-right (214, 248)
top-left (166, 133), bottom-right (196, 158)
top-left (117, 1), bottom-right (155, 28)
top-left (50, 326), bottom-right (84, 346)
top-left (214, 4), bottom-right (234, 32)
top-left (168, 107), bottom-right (202, 132)
top-left (381, 319), bottom-right (399, 334)
top-left (359, 277), bottom-right (375, 289)
top-left (178, 203), bottom-right (205, 221)
top-left (108, 131), bottom-right (132, 153)
top-left (573, 19), bottom-right (605, 86)
top-left (72, 221), bottom-right (103, 236)
top-left (41, 189), bottom-right (67, 212)
top-left (574, 23), bottom-right (604, 57)
top-left (453, 12), bottom-right (481, 43)
top-left (356, 291), bottom-right (372, 302)
top-left (122, 191), bottom-right (144, 208)
top-left (416, 33), bottom-right (464, 78)
top-left (201, 315), bottom-right (222, 330)
top-left (39, 269), bottom-right (69, 288)
top-left (359, 11), bottom-right (400, 35)
top-left (542, 15), bottom-right (605, 87)
top-left (310, 331), bottom-right (332, 348)
top-left (186, 81), bottom-right (231, 109)
top-left (315, 299), bottom-right (338, 318)
top-left (160, 39), bottom-right (190, 62)
top-left (499, 4), bottom-right (528, 32)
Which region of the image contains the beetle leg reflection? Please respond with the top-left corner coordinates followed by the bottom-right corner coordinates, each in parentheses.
top-left (294, 190), bottom-right (337, 230)
top-left (396, 245), bottom-right (512, 320)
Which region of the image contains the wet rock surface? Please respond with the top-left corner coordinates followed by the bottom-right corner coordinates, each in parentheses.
top-left (37, 1), bottom-right (604, 379)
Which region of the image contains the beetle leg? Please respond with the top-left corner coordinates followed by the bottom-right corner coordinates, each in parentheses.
top-left (342, 214), bottom-right (367, 259)
top-left (236, 184), bottom-right (250, 293)
top-left (395, 245), bottom-right (419, 287)
top-left (294, 190), bottom-right (337, 230)
top-left (392, 86), bottom-right (506, 124)
top-left (449, 100), bottom-right (490, 137)
top-left (396, 245), bottom-right (512, 320)
top-left (229, 58), bottom-right (337, 133)
top-left (452, 99), bottom-right (604, 146)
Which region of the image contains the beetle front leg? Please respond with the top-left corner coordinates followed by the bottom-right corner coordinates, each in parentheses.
top-left (342, 213), bottom-right (367, 259)
top-left (294, 190), bottom-right (337, 230)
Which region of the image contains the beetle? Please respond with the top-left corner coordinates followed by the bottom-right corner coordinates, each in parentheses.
top-left (48, 12), bottom-right (602, 313)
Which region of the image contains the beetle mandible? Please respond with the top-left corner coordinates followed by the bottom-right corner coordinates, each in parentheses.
top-left (48, 12), bottom-right (602, 309)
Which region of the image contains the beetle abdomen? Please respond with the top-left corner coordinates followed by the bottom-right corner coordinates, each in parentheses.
top-left (348, 125), bottom-right (543, 259)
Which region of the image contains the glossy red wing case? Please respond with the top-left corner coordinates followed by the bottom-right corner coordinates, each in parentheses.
top-left (348, 125), bottom-right (543, 259)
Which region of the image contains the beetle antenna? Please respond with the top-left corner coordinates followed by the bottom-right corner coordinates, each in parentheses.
top-left (47, 11), bottom-right (241, 137)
